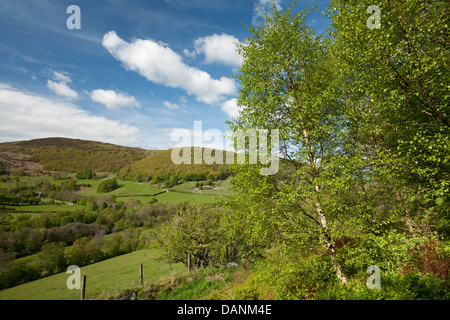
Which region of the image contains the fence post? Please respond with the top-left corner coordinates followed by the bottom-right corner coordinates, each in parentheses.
top-left (139, 264), bottom-right (143, 287)
top-left (80, 275), bottom-right (86, 300)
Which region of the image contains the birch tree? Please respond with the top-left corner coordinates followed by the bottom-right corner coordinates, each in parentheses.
top-left (226, 2), bottom-right (354, 284)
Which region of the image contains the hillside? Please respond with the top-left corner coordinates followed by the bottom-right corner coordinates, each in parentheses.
top-left (0, 248), bottom-right (186, 300)
top-left (119, 147), bottom-right (234, 181)
top-left (0, 138), bottom-right (151, 174)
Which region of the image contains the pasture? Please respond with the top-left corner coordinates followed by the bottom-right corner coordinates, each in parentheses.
top-left (0, 248), bottom-right (186, 300)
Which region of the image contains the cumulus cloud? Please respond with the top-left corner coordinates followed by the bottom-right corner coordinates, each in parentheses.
top-left (0, 84), bottom-right (140, 145)
top-left (90, 89), bottom-right (140, 110)
top-left (46, 71), bottom-right (79, 99)
top-left (221, 98), bottom-right (242, 119)
top-left (102, 31), bottom-right (236, 104)
top-left (193, 33), bottom-right (243, 67)
top-left (47, 80), bottom-right (79, 99)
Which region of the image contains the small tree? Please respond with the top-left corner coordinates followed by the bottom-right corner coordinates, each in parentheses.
top-left (75, 169), bottom-right (94, 180)
top-left (158, 203), bottom-right (223, 269)
top-left (38, 242), bottom-right (66, 274)
top-left (97, 178), bottom-right (119, 193)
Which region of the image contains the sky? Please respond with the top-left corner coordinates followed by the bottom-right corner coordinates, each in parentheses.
top-left (0, 0), bottom-right (330, 150)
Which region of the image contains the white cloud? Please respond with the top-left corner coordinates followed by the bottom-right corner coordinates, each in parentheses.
top-left (0, 84), bottom-right (141, 145)
top-left (163, 101), bottom-right (180, 110)
top-left (161, 124), bottom-right (235, 152)
top-left (193, 33), bottom-right (243, 67)
top-left (253, 0), bottom-right (282, 25)
top-left (47, 80), bottom-right (79, 99)
top-left (221, 98), bottom-right (241, 118)
top-left (90, 89), bottom-right (140, 110)
top-left (183, 48), bottom-right (196, 58)
top-left (102, 31), bottom-right (236, 104)
top-left (52, 71), bottom-right (72, 83)
top-left (46, 71), bottom-right (79, 99)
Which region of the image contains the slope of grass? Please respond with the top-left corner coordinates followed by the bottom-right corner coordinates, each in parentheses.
top-left (152, 192), bottom-right (217, 204)
top-left (8, 203), bottom-right (81, 212)
top-left (0, 176), bottom-right (63, 189)
top-left (78, 179), bottom-right (161, 197)
top-left (171, 177), bottom-right (234, 196)
top-left (0, 248), bottom-right (186, 300)
top-left (116, 192), bottom-right (217, 204)
top-left (120, 147), bottom-right (233, 179)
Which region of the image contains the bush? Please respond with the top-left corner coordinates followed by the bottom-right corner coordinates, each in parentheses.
top-left (315, 271), bottom-right (450, 300)
top-left (75, 169), bottom-right (95, 180)
top-left (37, 242), bottom-right (66, 274)
top-left (254, 253), bottom-right (337, 300)
top-left (97, 178), bottom-right (119, 193)
top-left (157, 203), bottom-right (224, 268)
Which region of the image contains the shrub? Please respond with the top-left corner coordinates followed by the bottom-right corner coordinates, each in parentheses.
top-left (75, 169), bottom-right (94, 179)
top-left (315, 271), bottom-right (450, 300)
top-left (97, 178), bottom-right (119, 193)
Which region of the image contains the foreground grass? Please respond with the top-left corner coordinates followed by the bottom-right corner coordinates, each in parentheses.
top-left (0, 248), bottom-right (186, 300)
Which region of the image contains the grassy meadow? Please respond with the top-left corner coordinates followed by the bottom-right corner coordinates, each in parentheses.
top-left (0, 248), bottom-right (186, 300)
top-left (77, 179), bottom-right (162, 197)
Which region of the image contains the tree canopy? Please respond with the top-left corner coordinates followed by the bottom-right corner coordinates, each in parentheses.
top-left (223, 0), bottom-right (449, 285)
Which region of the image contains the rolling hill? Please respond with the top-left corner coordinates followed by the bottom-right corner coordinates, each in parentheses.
top-left (0, 138), bottom-right (151, 174)
top-left (119, 147), bottom-right (234, 181)
top-left (0, 138), bottom-right (236, 180)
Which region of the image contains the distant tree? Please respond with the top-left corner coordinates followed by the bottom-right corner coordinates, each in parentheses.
top-left (97, 178), bottom-right (119, 193)
top-left (75, 169), bottom-right (95, 180)
top-left (66, 237), bottom-right (103, 266)
top-left (59, 179), bottom-right (77, 192)
top-left (37, 242), bottom-right (66, 274)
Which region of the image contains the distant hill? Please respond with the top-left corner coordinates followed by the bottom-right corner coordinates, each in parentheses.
top-left (119, 147), bottom-right (234, 181)
top-left (0, 137), bottom-right (151, 174)
top-left (0, 138), bottom-right (235, 180)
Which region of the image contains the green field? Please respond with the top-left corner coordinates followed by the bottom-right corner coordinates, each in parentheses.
top-left (1, 177), bottom-right (229, 214)
top-left (171, 177), bottom-right (234, 196)
top-left (0, 248), bottom-right (186, 300)
top-left (8, 203), bottom-right (81, 212)
top-left (0, 176), bottom-right (63, 189)
top-left (154, 191), bottom-right (217, 203)
top-left (78, 179), bottom-right (162, 197)
top-left (117, 192), bottom-right (217, 204)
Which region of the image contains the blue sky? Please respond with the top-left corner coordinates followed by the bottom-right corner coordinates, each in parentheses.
top-left (0, 0), bottom-right (330, 150)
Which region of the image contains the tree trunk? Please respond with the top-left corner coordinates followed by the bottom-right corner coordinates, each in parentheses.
top-left (187, 253), bottom-right (191, 272)
top-left (315, 186), bottom-right (348, 284)
top-left (394, 190), bottom-right (415, 235)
